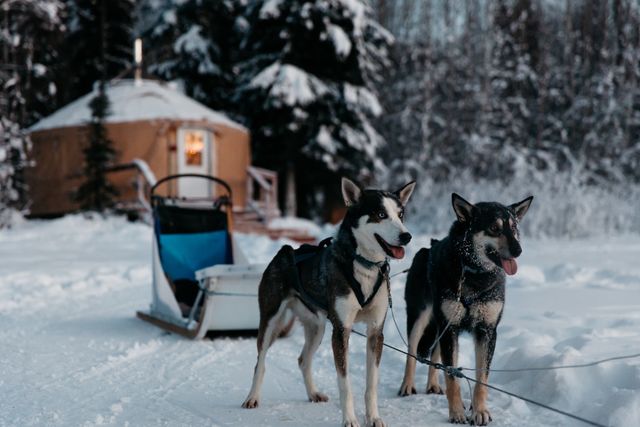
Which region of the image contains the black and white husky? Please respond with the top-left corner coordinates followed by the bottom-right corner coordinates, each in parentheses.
top-left (242, 178), bottom-right (416, 427)
top-left (399, 193), bottom-right (533, 426)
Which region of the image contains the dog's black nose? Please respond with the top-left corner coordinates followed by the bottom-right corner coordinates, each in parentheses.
top-left (510, 241), bottom-right (522, 258)
top-left (399, 232), bottom-right (412, 245)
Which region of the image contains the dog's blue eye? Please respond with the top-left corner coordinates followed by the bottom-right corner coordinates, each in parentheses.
top-left (377, 212), bottom-right (387, 219)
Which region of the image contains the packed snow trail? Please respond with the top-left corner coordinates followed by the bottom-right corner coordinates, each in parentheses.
top-left (1, 216), bottom-right (639, 426)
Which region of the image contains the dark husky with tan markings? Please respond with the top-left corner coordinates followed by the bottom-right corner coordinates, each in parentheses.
top-left (242, 178), bottom-right (416, 427)
top-left (399, 193), bottom-right (533, 426)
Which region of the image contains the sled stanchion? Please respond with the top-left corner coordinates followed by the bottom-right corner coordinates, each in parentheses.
top-left (187, 288), bottom-right (205, 325)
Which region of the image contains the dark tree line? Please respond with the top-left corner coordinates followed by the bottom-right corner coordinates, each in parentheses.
top-left (3, 0), bottom-right (639, 223)
top-left (376, 0), bottom-right (640, 189)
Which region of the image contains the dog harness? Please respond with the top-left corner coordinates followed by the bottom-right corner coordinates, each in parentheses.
top-left (292, 238), bottom-right (332, 312)
top-left (439, 260), bottom-right (501, 309)
top-left (292, 238), bottom-right (390, 311)
top-left (338, 257), bottom-right (389, 308)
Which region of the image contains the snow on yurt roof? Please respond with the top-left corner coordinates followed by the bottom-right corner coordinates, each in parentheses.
top-left (29, 79), bottom-right (246, 132)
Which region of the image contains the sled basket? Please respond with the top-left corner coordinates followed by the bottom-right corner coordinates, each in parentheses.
top-left (137, 174), bottom-right (262, 339)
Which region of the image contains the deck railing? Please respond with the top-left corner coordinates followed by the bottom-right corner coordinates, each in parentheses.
top-left (105, 158), bottom-right (158, 222)
top-left (246, 166), bottom-right (280, 222)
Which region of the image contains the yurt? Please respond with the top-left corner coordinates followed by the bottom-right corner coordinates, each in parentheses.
top-left (27, 79), bottom-right (252, 216)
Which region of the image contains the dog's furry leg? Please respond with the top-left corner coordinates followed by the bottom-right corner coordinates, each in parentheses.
top-left (365, 326), bottom-right (385, 427)
top-left (440, 328), bottom-right (466, 424)
top-left (470, 328), bottom-right (496, 426)
top-left (399, 306), bottom-right (432, 396)
top-left (332, 320), bottom-right (359, 427)
top-left (426, 344), bottom-right (444, 394)
top-left (299, 316), bottom-right (328, 403)
top-left (242, 300), bottom-right (289, 409)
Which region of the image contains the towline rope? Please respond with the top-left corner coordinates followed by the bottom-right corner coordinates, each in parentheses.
top-left (350, 329), bottom-right (608, 427)
top-left (351, 268), bottom-right (615, 427)
top-left (209, 266), bottom-right (630, 426)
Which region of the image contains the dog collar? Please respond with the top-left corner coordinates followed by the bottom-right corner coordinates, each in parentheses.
top-left (354, 253), bottom-right (388, 270)
top-left (462, 263), bottom-right (484, 275)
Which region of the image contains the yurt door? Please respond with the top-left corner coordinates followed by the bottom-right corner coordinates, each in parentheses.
top-left (177, 128), bottom-right (214, 198)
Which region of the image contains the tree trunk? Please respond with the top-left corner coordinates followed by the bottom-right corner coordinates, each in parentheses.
top-left (284, 162), bottom-right (297, 217)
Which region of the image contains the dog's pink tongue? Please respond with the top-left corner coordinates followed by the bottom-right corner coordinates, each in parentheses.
top-left (501, 258), bottom-right (518, 275)
top-left (390, 246), bottom-right (405, 259)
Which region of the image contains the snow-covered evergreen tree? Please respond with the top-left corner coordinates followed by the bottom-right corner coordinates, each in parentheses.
top-left (0, 118), bottom-right (30, 226)
top-left (0, 0), bottom-right (64, 218)
top-left (140, 0), bottom-right (241, 112)
top-left (377, 41), bottom-right (431, 185)
top-left (74, 85), bottom-right (118, 212)
top-left (236, 0), bottom-right (392, 217)
top-left (59, 0), bottom-right (135, 104)
top-left (0, 0), bottom-right (66, 125)
top-left (378, 2), bottom-right (488, 186)
top-left (483, 0), bottom-right (540, 180)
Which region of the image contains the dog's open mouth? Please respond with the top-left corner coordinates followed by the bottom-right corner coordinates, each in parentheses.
top-left (487, 248), bottom-right (518, 275)
top-left (375, 234), bottom-right (405, 259)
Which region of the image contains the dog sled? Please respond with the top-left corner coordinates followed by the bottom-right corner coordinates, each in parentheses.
top-left (136, 174), bottom-right (264, 338)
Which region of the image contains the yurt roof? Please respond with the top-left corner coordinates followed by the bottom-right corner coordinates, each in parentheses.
top-left (29, 79), bottom-right (246, 133)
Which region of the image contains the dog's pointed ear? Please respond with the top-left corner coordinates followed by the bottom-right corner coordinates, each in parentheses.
top-left (341, 177), bottom-right (362, 207)
top-left (394, 181), bottom-right (416, 206)
top-left (510, 196), bottom-right (534, 221)
top-left (452, 193), bottom-right (475, 222)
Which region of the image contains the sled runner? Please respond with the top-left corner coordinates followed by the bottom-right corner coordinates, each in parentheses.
top-left (137, 174), bottom-right (263, 338)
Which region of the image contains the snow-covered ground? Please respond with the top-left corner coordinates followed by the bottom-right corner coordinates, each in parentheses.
top-left (1, 216), bottom-right (639, 427)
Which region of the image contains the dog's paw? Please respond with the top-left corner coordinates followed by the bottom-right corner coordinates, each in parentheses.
top-left (426, 383), bottom-right (444, 395)
top-left (398, 381), bottom-right (417, 396)
top-left (367, 417), bottom-right (386, 427)
top-left (342, 416), bottom-right (361, 427)
top-left (469, 407), bottom-right (492, 426)
top-left (448, 406), bottom-right (467, 424)
top-left (241, 397), bottom-right (259, 409)
top-left (308, 391), bottom-right (329, 403)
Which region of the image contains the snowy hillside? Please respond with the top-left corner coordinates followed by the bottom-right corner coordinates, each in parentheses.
top-left (1, 216), bottom-right (639, 426)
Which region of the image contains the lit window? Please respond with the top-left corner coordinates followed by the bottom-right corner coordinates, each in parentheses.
top-left (184, 131), bottom-right (205, 166)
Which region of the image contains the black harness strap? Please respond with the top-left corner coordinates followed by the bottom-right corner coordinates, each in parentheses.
top-left (291, 238), bottom-right (332, 312)
top-left (291, 238), bottom-right (390, 311)
top-left (339, 258), bottom-right (390, 308)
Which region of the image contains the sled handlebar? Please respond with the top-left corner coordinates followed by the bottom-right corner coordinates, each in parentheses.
top-left (151, 174), bottom-right (232, 200)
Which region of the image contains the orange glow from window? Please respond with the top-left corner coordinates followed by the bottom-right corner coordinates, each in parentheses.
top-left (185, 131), bottom-right (204, 166)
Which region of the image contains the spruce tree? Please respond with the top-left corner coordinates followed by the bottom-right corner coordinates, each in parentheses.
top-left (0, 117), bottom-right (30, 226)
top-left (484, 0), bottom-right (540, 181)
top-left (73, 0), bottom-right (119, 212)
top-left (141, 0), bottom-right (241, 112)
top-left (0, 0), bottom-right (65, 217)
top-left (235, 0), bottom-right (392, 217)
top-left (58, 0), bottom-right (135, 105)
top-left (74, 84), bottom-right (118, 212)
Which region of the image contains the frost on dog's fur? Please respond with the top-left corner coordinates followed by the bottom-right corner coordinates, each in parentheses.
top-left (401, 193), bottom-right (533, 425)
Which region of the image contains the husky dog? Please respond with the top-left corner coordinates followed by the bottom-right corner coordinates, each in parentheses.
top-left (242, 178), bottom-right (416, 427)
top-left (398, 193), bottom-right (533, 425)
